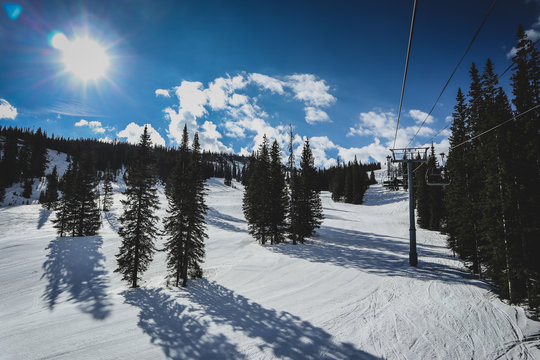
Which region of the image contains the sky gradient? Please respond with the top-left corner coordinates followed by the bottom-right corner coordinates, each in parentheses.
top-left (1, 0), bottom-right (538, 167)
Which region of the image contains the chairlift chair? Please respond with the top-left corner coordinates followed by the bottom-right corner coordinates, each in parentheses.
top-left (425, 152), bottom-right (450, 186)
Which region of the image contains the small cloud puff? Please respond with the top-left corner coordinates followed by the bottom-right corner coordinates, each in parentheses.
top-left (155, 89), bottom-right (170, 98)
top-left (0, 99), bottom-right (17, 120)
top-left (75, 119), bottom-right (114, 134)
top-left (117, 122), bottom-right (166, 147)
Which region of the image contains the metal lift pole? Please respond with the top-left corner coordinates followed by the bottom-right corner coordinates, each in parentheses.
top-left (390, 147), bottom-right (427, 267)
top-left (407, 160), bottom-right (417, 266)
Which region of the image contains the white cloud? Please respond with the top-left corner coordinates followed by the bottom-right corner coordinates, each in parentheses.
top-left (199, 120), bottom-right (232, 152)
top-left (117, 122), bottom-right (166, 147)
top-left (158, 72), bottom-right (339, 155)
top-left (74, 119), bottom-right (113, 134)
top-left (249, 73), bottom-right (285, 94)
top-left (0, 99), bottom-right (17, 120)
top-left (229, 93), bottom-right (249, 107)
top-left (285, 74), bottom-right (336, 107)
top-left (308, 136), bottom-right (337, 167)
top-left (305, 107), bottom-right (331, 124)
top-left (155, 89), bottom-right (170, 98)
top-left (174, 81), bottom-right (208, 118)
top-left (408, 109), bottom-right (434, 124)
top-left (507, 28), bottom-right (540, 58)
top-left (347, 110), bottom-right (436, 149)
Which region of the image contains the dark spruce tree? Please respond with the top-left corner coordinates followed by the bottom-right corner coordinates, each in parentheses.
top-left (52, 161), bottom-right (78, 237)
top-left (445, 88), bottom-right (473, 258)
top-left (268, 139), bottom-right (288, 245)
top-left (73, 153), bottom-right (101, 237)
top-left (115, 126), bottom-right (160, 288)
top-left (164, 126), bottom-right (209, 287)
top-left (243, 135), bottom-right (272, 244)
top-left (102, 168), bottom-right (113, 212)
top-left (289, 139), bottom-right (323, 244)
top-left (180, 132), bottom-right (208, 286)
top-left (510, 25), bottom-right (540, 315)
top-left (164, 126), bottom-right (191, 287)
top-left (43, 165), bottom-right (59, 209)
top-left (224, 163), bottom-right (232, 186)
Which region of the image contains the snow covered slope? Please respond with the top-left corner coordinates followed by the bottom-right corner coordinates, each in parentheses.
top-left (0, 178), bottom-right (538, 359)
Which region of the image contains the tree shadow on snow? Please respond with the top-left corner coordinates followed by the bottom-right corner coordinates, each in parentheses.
top-left (37, 208), bottom-right (52, 229)
top-left (123, 288), bottom-right (245, 360)
top-left (271, 226), bottom-right (491, 288)
top-left (103, 211), bottom-right (119, 233)
top-left (41, 236), bottom-right (112, 319)
top-left (206, 207), bottom-right (248, 234)
top-left (184, 279), bottom-right (381, 360)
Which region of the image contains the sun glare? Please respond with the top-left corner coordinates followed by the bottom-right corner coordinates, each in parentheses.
top-left (51, 33), bottom-right (110, 81)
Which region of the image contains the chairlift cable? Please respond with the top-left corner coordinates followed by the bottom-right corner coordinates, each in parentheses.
top-left (405, 0), bottom-right (497, 149)
top-left (450, 103), bottom-right (540, 151)
top-left (392, 0), bottom-right (418, 150)
top-left (425, 38), bottom-right (540, 145)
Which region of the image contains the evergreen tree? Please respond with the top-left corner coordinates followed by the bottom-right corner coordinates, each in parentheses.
top-left (446, 89), bottom-right (473, 257)
top-left (369, 170), bottom-right (376, 185)
top-left (164, 126), bottom-right (191, 287)
top-left (268, 140), bottom-right (288, 245)
top-left (30, 128), bottom-right (48, 178)
top-left (22, 178), bottom-right (33, 199)
top-left (289, 139), bottom-right (323, 243)
top-left (224, 163), bottom-right (232, 186)
top-left (73, 154), bottom-right (101, 237)
top-left (0, 131), bottom-right (18, 186)
top-left (102, 168), bottom-right (113, 212)
top-left (52, 161), bottom-right (78, 237)
top-left (43, 166), bottom-right (59, 209)
top-left (510, 25), bottom-right (540, 314)
top-left (115, 126), bottom-right (160, 288)
top-left (181, 132), bottom-right (208, 286)
top-left (243, 135), bottom-right (272, 244)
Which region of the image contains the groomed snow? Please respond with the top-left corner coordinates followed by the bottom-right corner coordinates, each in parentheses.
top-left (0, 176), bottom-right (539, 359)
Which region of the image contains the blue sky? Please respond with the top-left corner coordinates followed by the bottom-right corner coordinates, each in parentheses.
top-left (0, 0), bottom-right (538, 166)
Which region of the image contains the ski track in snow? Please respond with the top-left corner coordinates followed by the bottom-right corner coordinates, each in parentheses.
top-left (0, 172), bottom-right (539, 359)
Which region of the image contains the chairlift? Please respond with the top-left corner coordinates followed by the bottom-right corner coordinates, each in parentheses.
top-left (425, 152), bottom-right (450, 186)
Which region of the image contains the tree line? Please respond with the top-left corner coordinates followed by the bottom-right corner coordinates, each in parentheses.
top-left (412, 26), bottom-right (540, 316)
top-left (0, 125), bottom-right (249, 204)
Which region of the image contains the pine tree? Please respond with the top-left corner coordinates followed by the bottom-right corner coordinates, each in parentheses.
top-left (446, 88), bottom-right (468, 255)
top-left (53, 161), bottom-right (78, 237)
top-left (74, 154), bottom-right (101, 237)
top-left (43, 166), bottom-right (59, 209)
top-left (464, 62), bottom-right (485, 276)
top-left (181, 132), bottom-right (208, 286)
top-left (0, 130), bottom-right (19, 186)
top-left (268, 139), bottom-right (288, 245)
top-left (164, 126), bottom-right (191, 287)
top-left (289, 139), bottom-right (323, 244)
top-left (510, 24), bottom-right (540, 314)
top-left (115, 126), bottom-right (160, 288)
top-left (30, 128), bottom-right (48, 178)
top-left (102, 168), bottom-right (113, 212)
top-left (22, 178), bottom-right (33, 199)
top-left (224, 164), bottom-right (232, 186)
top-left (369, 170), bottom-right (376, 185)
top-left (243, 135), bottom-right (272, 244)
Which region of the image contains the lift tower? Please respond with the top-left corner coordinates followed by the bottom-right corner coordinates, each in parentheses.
top-left (390, 147), bottom-right (428, 266)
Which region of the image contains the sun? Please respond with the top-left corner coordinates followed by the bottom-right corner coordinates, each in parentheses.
top-left (51, 33), bottom-right (110, 81)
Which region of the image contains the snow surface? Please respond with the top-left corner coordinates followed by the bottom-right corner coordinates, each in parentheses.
top-left (1, 174), bottom-right (539, 359)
